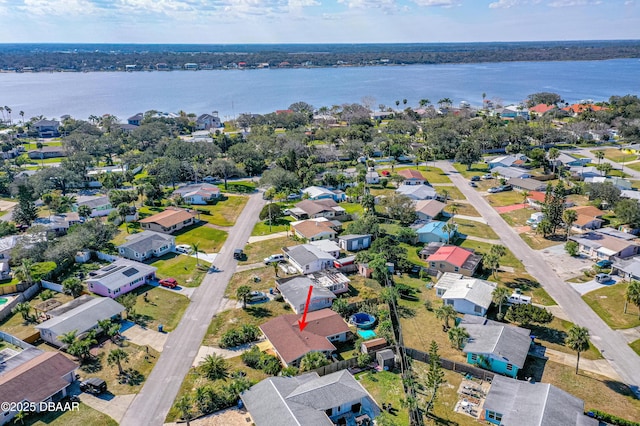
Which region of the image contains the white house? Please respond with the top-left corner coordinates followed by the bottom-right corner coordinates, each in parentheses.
top-left (490, 166), bottom-right (531, 180)
top-left (74, 195), bottom-right (114, 217)
top-left (283, 244), bottom-right (336, 274)
top-left (365, 169), bottom-right (380, 184)
top-left (396, 184), bottom-right (438, 201)
top-left (302, 186), bottom-right (346, 202)
top-left (276, 275), bottom-right (336, 314)
top-left (86, 258), bottom-right (157, 298)
top-left (435, 272), bottom-right (497, 316)
top-left (308, 239), bottom-right (341, 258)
top-left (117, 231), bottom-right (175, 261)
top-left (172, 183), bottom-right (221, 205)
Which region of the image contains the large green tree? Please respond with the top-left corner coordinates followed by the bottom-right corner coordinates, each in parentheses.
top-left (566, 325), bottom-right (590, 375)
top-left (424, 341), bottom-right (445, 416)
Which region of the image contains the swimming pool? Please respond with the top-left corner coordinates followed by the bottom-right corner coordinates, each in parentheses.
top-left (357, 329), bottom-right (377, 339)
top-left (0, 298), bottom-right (7, 305)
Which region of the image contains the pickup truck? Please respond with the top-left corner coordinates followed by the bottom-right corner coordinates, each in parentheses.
top-left (507, 289), bottom-right (531, 305)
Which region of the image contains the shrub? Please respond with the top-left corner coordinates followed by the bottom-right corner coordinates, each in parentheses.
top-left (357, 353), bottom-right (372, 368)
top-left (589, 410), bottom-right (640, 426)
top-left (565, 241), bottom-right (579, 256)
top-left (219, 325), bottom-right (260, 348)
top-left (241, 346), bottom-right (282, 375)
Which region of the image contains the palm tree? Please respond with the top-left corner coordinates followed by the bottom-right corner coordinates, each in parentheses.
top-left (521, 190), bottom-right (530, 205)
top-left (191, 242), bottom-right (200, 266)
top-left (566, 325), bottom-right (590, 374)
top-left (200, 354), bottom-right (229, 381)
top-left (97, 319), bottom-right (113, 335)
top-left (19, 110), bottom-right (24, 125)
top-left (595, 150), bottom-right (605, 165)
top-left (448, 204), bottom-right (458, 222)
top-left (174, 394), bottom-right (194, 426)
top-left (443, 222), bottom-right (457, 244)
top-left (78, 205), bottom-right (92, 220)
top-left (597, 162), bottom-right (612, 177)
top-left (419, 98), bottom-right (430, 108)
top-left (439, 189), bottom-right (449, 203)
top-left (63, 277), bottom-right (84, 298)
top-left (4, 106), bottom-right (11, 125)
top-left (236, 285), bottom-right (251, 309)
top-left (435, 304), bottom-right (457, 329)
top-left (194, 385), bottom-right (215, 414)
top-left (563, 209), bottom-right (578, 239)
top-left (58, 330), bottom-right (78, 347)
top-left (624, 280), bottom-right (640, 315)
top-left (447, 326), bottom-right (469, 350)
top-left (13, 410), bottom-right (26, 425)
top-left (118, 203), bottom-right (131, 233)
top-left (12, 302), bottom-right (32, 322)
top-left (492, 287), bottom-right (511, 316)
top-left (107, 348), bottom-right (129, 375)
top-left (548, 147), bottom-right (560, 175)
top-left (300, 351), bottom-right (330, 372)
top-left (15, 259), bottom-right (33, 285)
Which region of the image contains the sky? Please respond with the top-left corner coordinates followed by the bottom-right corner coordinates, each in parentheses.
top-left (0, 0), bottom-right (638, 43)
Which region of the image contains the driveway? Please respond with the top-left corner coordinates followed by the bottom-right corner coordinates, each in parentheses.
top-left (121, 192), bottom-right (267, 426)
top-left (569, 275), bottom-right (621, 295)
top-left (121, 322), bottom-right (169, 352)
top-left (79, 391), bottom-right (136, 424)
top-left (536, 243), bottom-right (594, 281)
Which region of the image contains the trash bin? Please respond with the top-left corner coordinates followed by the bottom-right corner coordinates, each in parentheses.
top-left (158, 324), bottom-right (164, 333)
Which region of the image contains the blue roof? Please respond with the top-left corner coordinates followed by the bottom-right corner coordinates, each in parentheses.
top-left (417, 221), bottom-right (448, 238)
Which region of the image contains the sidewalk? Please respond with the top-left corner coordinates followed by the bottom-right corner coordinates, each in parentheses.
top-left (247, 231), bottom-right (288, 244)
top-left (544, 348), bottom-right (622, 381)
top-left (455, 214), bottom-right (486, 223)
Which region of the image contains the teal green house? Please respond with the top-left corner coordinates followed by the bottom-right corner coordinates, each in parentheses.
top-left (461, 316), bottom-right (531, 379)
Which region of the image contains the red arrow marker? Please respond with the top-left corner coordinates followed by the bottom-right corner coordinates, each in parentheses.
top-left (298, 285), bottom-right (314, 332)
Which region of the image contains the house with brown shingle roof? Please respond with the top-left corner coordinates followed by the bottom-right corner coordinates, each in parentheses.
top-left (415, 199), bottom-right (446, 221)
top-left (0, 351), bottom-right (77, 425)
top-left (567, 205), bottom-right (605, 231)
top-left (139, 207), bottom-right (196, 234)
top-left (291, 220), bottom-right (336, 241)
top-left (259, 309), bottom-right (351, 367)
top-left (397, 169), bottom-right (426, 185)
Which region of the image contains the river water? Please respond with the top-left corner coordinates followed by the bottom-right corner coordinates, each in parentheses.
top-left (1, 58), bottom-right (639, 121)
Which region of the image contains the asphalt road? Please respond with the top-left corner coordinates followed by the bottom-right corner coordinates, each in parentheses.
top-left (120, 191), bottom-right (266, 426)
top-left (571, 147), bottom-right (640, 180)
top-left (437, 160), bottom-right (640, 396)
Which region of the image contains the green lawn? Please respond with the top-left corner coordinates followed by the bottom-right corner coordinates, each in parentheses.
top-left (251, 216), bottom-right (293, 236)
top-left (453, 162), bottom-right (489, 178)
top-left (600, 148), bottom-right (637, 163)
top-left (189, 195), bottom-right (248, 227)
top-left (625, 162), bottom-right (640, 173)
top-left (446, 202), bottom-right (480, 217)
top-left (22, 402), bottom-right (117, 426)
top-left (528, 318), bottom-right (602, 360)
top-left (500, 207), bottom-right (534, 227)
top-left (582, 282), bottom-right (640, 329)
top-left (240, 236), bottom-right (298, 264)
top-left (341, 202), bottom-right (365, 216)
top-left (217, 181), bottom-right (256, 194)
top-left (225, 267), bottom-right (278, 300)
top-left (357, 371), bottom-right (410, 426)
top-left (149, 253), bottom-right (210, 287)
top-left (382, 166), bottom-right (452, 184)
top-left (130, 285), bottom-right (189, 332)
top-left (454, 218), bottom-right (499, 239)
top-left (440, 186), bottom-right (465, 201)
top-left (22, 141), bottom-right (63, 150)
top-left (174, 225), bottom-right (227, 253)
top-left (532, 287), bottom-right (556, 306)
top-left (485, 190), bottom-right (527, 207)
top-left (519, 232), bottom-right (565, 250)
top-left (630, 339), bottom-right (640, 356)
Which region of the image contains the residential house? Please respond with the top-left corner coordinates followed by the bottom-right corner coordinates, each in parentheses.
top-left (490, 166), bottom-right (531, 180)
top-left (562, 103), bottom-right (607, 116)
top-left (283, 244), bottom-right (336, 274)
top-left (365, 168), bottom-right (380, 184)
top-left (305, 270), bottom-right (350, 295)
top-left (290, 199), bottom-right (347, 221)
top-left (621, 189), bottom-right (640, 201)
top-left (118, 231), bottom-right (175, 261)
top-left (416, 221), bottom-right (455, 244)
top-left (612, 257), bottom-right (640, 281)
top-left (496, 105), bottom-right (529, 120)
top-left (483, 375), bottom-right (597, 426)
top-left (308, 240), bottom-right (341, 258)
top-left (195, 112), bottom-right (221, 130)
top-left (528, 103), bottom-right (557, 115)
top-left (506, 178), bottom-right (546, 193)
top-left (460, 315), bottom-right (531, 378)
top-left (33, 213), bottom-right (81, 234)
top-left (291, 220), bottom-right (337, 242)
top-left (259, 309), bottom-right (351, 367)
top-left (241, 370), bottom-right (380, 426)
top-left (488, 154), bottom-right (527, 169)
top-left (32, 119), bottom-right (60, 137)
top-left (35, 296), bottom-right (125, 346)
top-left (526, 191), bottom-right (575, 210)
top-left (338, 234), bottom-right (372, 252)
top-left (570, 166), bottom-right (602, 179)
top-left (276, 276), bottom-right (336, 313)
top-left (566, 206), bottom-right (605, 231)
top-left (584, 176), bottom-right (632, 191)
top-left (435, 273), bottom-right (497, 316)
top-left (552, 152), bottom-right (590, 168)
top-left (396, 184), bottom-right (438, 201)
top-left (569, 231), bottom-right (640, 260)
top-left (139, 207), bottom-right (197, 234)
top-left (302, 186), bottom-right (346, 202)
top-left (420, 243), bottom-right (482, 277)
top-left (27, 146), bottom-right (66, 159)
top-left (74, 195), bottom-right (114, 217)
top-left (127, 113), bottom-right (143, 126)
top-left (0, 351), bottom-right (77, 425)
top-left (86, 258), bottom-right (157, 298)
top-left (397, 169), bottom-right (426, 185)
top-left (172, 183), bottom-right (220, 205)
top-left (415, 199), bottom-right (446, 221)
top-left (332, 256), bottom-right (357, 274)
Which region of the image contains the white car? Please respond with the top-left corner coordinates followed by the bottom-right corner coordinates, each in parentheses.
top-left (175, 244), bottom-right (192, 254)
top-left (264, 254), bottom-right (285, 264)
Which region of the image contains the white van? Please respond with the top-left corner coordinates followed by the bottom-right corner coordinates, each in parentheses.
top-left (595, 273), bottom-right (611, 283)
top-left (264, 254), bottom-right (285, 265)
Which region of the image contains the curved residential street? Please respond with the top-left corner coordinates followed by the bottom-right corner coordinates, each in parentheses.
top-left (437, 160), bottom-right (640, 397)
top-left (120, 191), bottom-right (266, 426)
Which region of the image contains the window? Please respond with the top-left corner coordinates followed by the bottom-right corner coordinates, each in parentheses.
top-left (474, 305), bottom-right (482, 313)
top-left (506, 363), bottom-right (513, 371)
top-left (431, 262), bottom-right (435, 267)
top-left (454, 267), bottom-right (459, 272)
top-left (487, 411), bottom-right (502, 421)
top-left (470, 354), bottom-right (477, 361)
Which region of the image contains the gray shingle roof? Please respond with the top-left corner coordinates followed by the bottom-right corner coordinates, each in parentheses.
top-left (277, 276), bottom-right (336, 312)
top-left (284, 245), bottom-right (334, 266)
top-left (483, 376), bottom-right (597, 426)
top-left (35, 297), bottom-right (124, 337)
top-left (462, 323), bottom-right (531, 369)
top-left (86, 259), bottom-right (157, 291)
top-left (76, 195), bottom-right (111, 209)
top-left (119, 231), bottom-right (174, 254)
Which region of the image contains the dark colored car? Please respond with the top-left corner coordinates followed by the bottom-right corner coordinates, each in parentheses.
top-left (595, 260), bottom-right (612, 268)
top-left (80, 378), bottom-right (107, 395)
top-left (159, 278), bottom-right (178, 288)
top-left (469, 182), bottom-right (477, 187)
top-left (233, 249), bottom-right (244, 260)
top-left (471, 176), bottom-right (481, 182)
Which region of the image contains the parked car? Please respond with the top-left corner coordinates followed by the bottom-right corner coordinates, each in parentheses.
top-left (264, 254), bottom-right (285, 264)
top-left (287, 193), bottom-right (301, 200)
top-left (487, 187), bottom-right (501, 193)
top-left (471, 176), bottom-right (481, 182)
top-left (175, 244), bottom-right (192, 254)
top-left (595, 273), bottom-right (611, 283)
top-left (507, 289), bottom-right (531, 305)
top-left (233, 249), bottom-right (244, 260)
top-left (501, 184), bottom-right (513, 191)
top-left (469, 182), bottom-right (477, 187)
top-left (80, 378), bottom-right (107, 395)
top-left (482, 174), bottom-right (494, 180)
top-left (159, 278), bottom-right (178, 288)
top-left (247, 291), bottom-right (268, 302)
top-left (595, 260), bottom-right (612, 269)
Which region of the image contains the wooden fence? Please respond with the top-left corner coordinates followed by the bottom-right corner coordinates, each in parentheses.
top-left (405, 347), bottom-right (495, 381)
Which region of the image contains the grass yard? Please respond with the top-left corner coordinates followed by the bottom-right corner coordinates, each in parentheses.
top-left (129, 285), bottom-right (189, 332)
top-left (357, 370), bottom-right (410, 426)
top-left (500, 207), bottom-right (534, 227)
top-left (251, 216), bottom-right (293, 236)
top-left (532, 287), bottom-right (556, 306)
top-left (0, 291), bottom-right (74, 340)
top-left (346, 275), bottom-right (384, 302)
top-left (217, 181), bottom-right (256, 194)
top-left (625, 162), bottom-right (640, 173)
top-left (457, 239), bottom-right (521, 270)
top-left (224, 267), bottom-right (278, 300)
top-left (519, 232), bottom-right (565, 250)
top-left (190, 195), bottom-right (248, 227)
top-left (149, 253), bottom-right (210, 287)
top-left (400, 243), bottom-right (425, 266)
top-left (566, 194), bottom-right (590, 207)
top-left (454, 218), bottom-right (499, 240)
top-left (174, 225), bottom-right (227, 253)
top-left (341, 202), bottom-right (365, 216)
top-left (453, 162), bottom-right (489, 178)
top-left (600, 148), bottom-right (637, 163)
top-left (540, 361), bottom-right (640, 423)
top-left (527, 318), bottom-right (602, 360)
top-left (22, 402), bottom-right (117, 426)
top-left (582, 282), bottom-right (640, 329)
top-left (440, 186), bottom-right (465, 202)
top-left (446, 202), bottom-right (481, 217)
top-left (630, 339), bottom-right (640, 356)
top-left (80, 339), bottom-right (160, 395)
top-left (240, 236), bottom-right (298, 264)
top-left (485, 190), bottom-right (527, 207)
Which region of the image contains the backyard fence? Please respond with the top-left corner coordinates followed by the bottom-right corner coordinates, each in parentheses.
top-left (310, 357), bottom-right (359, 377)
top-left (404, 347), bottom-right (495, 381)
top-left (41, 280), bottom-right (64, 293)
top-left (0, 331), bottom-right (36, 350)
top-left (96, 251), bottom-right (118, 262)
top-left (0, 282), bottom-right (41, 322)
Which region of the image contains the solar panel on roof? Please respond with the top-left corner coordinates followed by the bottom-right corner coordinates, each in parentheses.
top-left (122, 268), bottom-right (139, 277)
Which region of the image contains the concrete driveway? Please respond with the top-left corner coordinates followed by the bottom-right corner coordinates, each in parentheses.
top-left (121, 322), bottom-right (169, 352)
top-left (537, 243), bottom-right (594, 281)
top-left (570, 275), bottom-right (620, 295)
top-left (81, 392), bottom-right (136, 424)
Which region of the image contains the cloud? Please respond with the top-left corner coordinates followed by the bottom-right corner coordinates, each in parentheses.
top-left (489, 0), bottom-right (521, 8)
top-left (548, 0), bottom-right (601, 6)
top-left (337, 0), bottom-right (397, 11)
top-left (411, 0), bottom-right (458, 6)
top-left (20, 0), bottom-right (100, 15)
